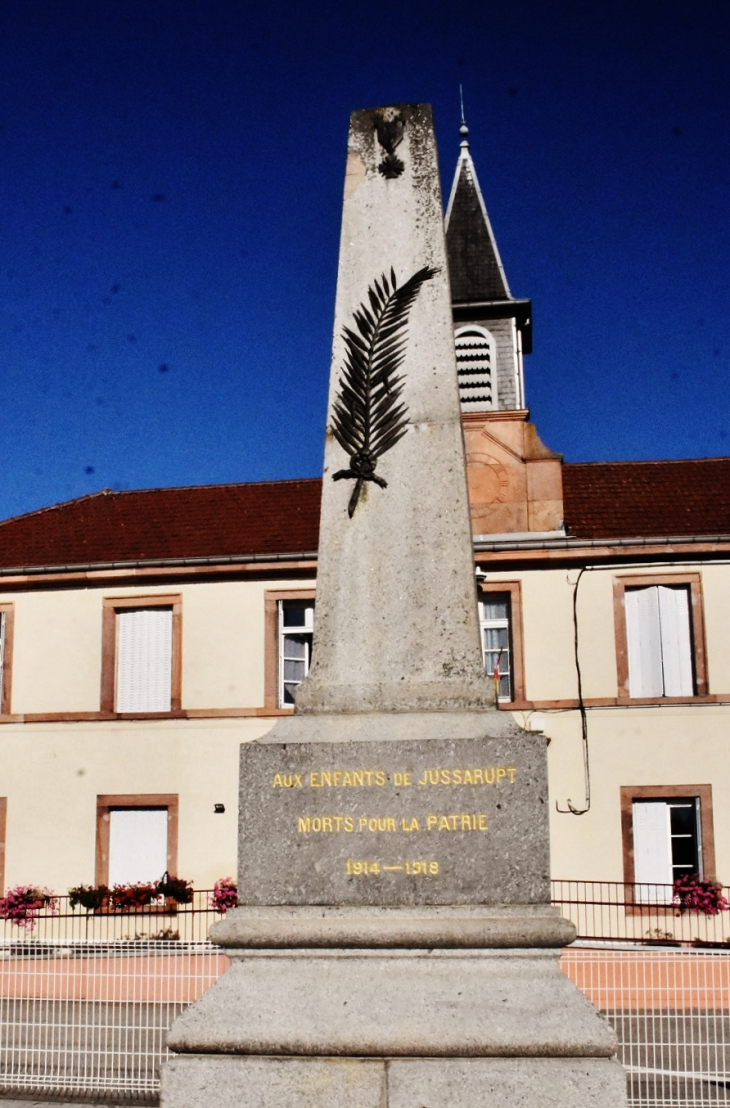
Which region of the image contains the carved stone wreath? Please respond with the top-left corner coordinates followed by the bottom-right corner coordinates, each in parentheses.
top-left (375, 113), bottom-right (405, 178)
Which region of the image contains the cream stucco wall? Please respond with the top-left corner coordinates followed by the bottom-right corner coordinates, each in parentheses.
top-left (7, 589), bottom-right (104, 713)
top-left (180, 580), bottom-right (268, 709)
top-left (539, 705), bottom-right (730, 883)
top-left (0, 717), bottom-right (276, 891)
top-left (1, 559), bottom-right (729, 898)
top-left (0, 576), bottom-right (313, 715)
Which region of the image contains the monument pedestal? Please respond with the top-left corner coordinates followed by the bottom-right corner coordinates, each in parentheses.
top-left (164, 1056), bottom-right (625, 1108)
top-left (164, 909), bottom-right (624, 1108)
top-left (162, 713), bottom-right (626, 1108)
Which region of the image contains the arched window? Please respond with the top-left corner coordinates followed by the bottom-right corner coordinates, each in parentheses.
top-left (454, 325), bottom-right (497, 411)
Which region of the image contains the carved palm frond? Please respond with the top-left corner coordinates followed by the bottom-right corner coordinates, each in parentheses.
top-left (331, 265), bottom-right (437, 517)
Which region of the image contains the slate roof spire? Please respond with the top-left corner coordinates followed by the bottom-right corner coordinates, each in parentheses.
top-left (445, 117), bottom-right (511, 303)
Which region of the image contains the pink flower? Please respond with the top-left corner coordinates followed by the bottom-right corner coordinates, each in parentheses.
top-left (673, 874), bottom-right (729, 916)
top-left (209, 877), bottom-right (237, 913)
top-left (0, 885), bottom-right (59, 930)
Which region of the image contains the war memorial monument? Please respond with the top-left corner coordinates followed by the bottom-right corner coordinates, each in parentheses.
top-left (162, 103), bottom-right (626, 1108)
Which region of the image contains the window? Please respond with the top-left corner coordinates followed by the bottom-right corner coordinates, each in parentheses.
top-left (264, 589), bottom-right (315, 709)
top-left (96, 794), bottom-right (178, 887)
top-left (479, 593), bottom-right (513, 700)
top-left (621, 785), bottom-right (715, 904)
top-left (279, 600), bottom-right (314, 706)
top-left (0, 604), bottom-right (14, 715)
top-left (476, 581), bottom-right (525, 704)
top-left (101, 596), bottom-right (181, 715)
top-left (614, 575), bottom-right (707, 700)
top-left (455, 326), bottom-right (497, 411)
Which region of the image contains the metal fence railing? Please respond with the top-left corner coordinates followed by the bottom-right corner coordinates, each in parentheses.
top-left (4, 883), bottom-right (728, 947)
top-left (2, 888), bottom-right (730, 1102)
top-left (0, 892), bottom-right (227, 1100)
top-left (563, 947), bottom-right (730, 1108)
top-left (0, 890), bottom-right (223, 945)
top-left (0, 939), bottom-right (228, 1101)
top-left (552, 882), bottom-right (730, 946)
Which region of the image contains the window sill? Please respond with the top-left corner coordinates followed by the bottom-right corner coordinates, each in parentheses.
top-left (0, 706), bottom-right (296, 724)
top-left (525, 696), bottom-right (730, 710)
top-left (617, 694), bottom-right (713, 706)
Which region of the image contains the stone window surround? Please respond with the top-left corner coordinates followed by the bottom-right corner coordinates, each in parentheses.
top-left (95, 793), bottom-right (179, 888)
top-left (0, 796), bottom-right (6, 895)
top-left (264, 588), bottom-right (316, 710)
top-left (100, 595), bottom-right (182, 717)
top-left (476, 579), bottom-right (526, 707)
top-left (620, 784), bottom-right (716, 910)
top-left (0, 604), bottom-right (14, 717)
top-left (612, 573), bottom-right (708, 702)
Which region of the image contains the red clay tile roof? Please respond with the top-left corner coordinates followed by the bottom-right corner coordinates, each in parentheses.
top-left (563, 458), bottom-right (730, 540)
top-left (0, 479), bottom-right (322, 570)
top-left (0, 458), bottom-right (728, 570)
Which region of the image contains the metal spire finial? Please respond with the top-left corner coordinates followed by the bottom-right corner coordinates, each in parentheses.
top-left (459, 85), bottom-right (469, 148)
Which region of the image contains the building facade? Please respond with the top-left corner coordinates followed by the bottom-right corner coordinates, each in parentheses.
top-left (1, 131), bottom-right (729, 903)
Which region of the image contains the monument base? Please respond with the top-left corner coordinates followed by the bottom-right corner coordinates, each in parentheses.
top-left (162, 928), bottom-right (626, 1108)
top-left (163, 1055), bottom-right (626, 1108)
top-left (162, 710), bottom-right (626, 1108)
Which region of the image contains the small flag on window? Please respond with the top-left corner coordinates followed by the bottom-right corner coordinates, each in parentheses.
top-left (493, 648), bottom-right (504, 697)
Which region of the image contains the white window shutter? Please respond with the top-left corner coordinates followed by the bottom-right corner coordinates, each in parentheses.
top-left (633, 800), bottom-right (672, 902)
top-left (625, 588), bottom-right (663, 697)
top-left (108, 809), bottom-right (168, 886)
top-left (116, 608), bottom-right (173, 712)
top-left (657, 587), bottom-right (693, 696)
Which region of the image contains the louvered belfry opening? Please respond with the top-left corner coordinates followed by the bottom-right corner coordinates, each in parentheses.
top-left (455, 325), bottom-right (497, 411)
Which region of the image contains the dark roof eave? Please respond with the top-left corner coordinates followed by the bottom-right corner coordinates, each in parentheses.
top-left (474, 532), bottom-right (730, 553)
top-left (3, 530), bottom-right (730, 578)
top-left (452, 298), bottom-right (532, 353)
top-left (0, 550), bottom-right (319, 578)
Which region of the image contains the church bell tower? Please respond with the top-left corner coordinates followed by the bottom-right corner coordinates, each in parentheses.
top-left (446, 119), bottom-right (564, 537)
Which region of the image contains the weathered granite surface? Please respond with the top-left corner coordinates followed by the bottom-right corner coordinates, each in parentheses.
top-left (163, 1057), bottom-right (626, 1108)
top-left (167, 949), bottom-right (615, 1057)
top-left (294, 103), bottom-right (492, 716)
top-left (210, 905), bottom-right (576, 948)
top-left (237, 735), bottom-right (550, 906)
top-left (163, 1057), bottom-right (384, 1108)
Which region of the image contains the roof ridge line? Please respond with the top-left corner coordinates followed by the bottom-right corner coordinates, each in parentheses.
top-left (565, 457), bottom-right (730, 468)
top-left (0, 489), bottom-right (112, 529)
top-left (0, 476), bottom-right (323, 528)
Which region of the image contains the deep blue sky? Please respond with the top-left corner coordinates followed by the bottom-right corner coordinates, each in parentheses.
top-left (1, 0), bottom-right (728, 522)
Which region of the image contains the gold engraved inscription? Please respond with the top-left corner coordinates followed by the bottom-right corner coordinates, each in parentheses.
top-left (418, 767), bottom-right (516, 785)
top-left (297, 813), bottom-right (488, 834)
top-left (274, 767), bottom-right (517, 789)
top-left (309, 770), bottom-right (387, 788)
top-left (346, 860), bottom-right (440, 876)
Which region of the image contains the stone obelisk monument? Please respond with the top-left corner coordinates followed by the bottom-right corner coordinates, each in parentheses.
top-left (162, 104), bottom-right (625, 1108)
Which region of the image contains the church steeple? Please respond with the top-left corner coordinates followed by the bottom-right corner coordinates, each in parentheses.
top-left (446, 120), bottom-right (511, 302)
top-left (446, 116), bottom-right (563, 540)
top-left (445, 119), bottom-right (532, 412)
